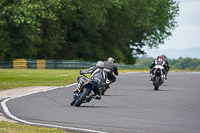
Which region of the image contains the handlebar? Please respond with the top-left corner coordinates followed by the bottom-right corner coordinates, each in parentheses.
top-left (82, 73), bottom-right (89, 78)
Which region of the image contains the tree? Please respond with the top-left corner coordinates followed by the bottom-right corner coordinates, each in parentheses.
top-left (0, 0), bottom-right (179, 64)
top-left (0, 0), bottom-right (63, 59)
top-left (99, 0), bottom-right (179, 64)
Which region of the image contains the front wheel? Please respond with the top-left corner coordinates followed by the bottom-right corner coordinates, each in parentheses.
top-left (75, 88), bottom-right (89, 107)
top-left (70, 98), bottom-right (76, 106)
top-left (154, 76), bottom-right (160, 91)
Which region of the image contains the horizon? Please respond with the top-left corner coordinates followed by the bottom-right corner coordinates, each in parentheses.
top-left (144, 0), bottom-right (200, 59)
top-left (143, 47), bottom-right (200, 59)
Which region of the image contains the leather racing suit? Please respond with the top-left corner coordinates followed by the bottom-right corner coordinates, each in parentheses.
top-left (103, 61), bottom-right (118, 83)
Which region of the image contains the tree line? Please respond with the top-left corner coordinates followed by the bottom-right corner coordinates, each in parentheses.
top-left (134, 58), bottom-right (200, 70)
top-left (0, 0), bottom-right (179, 64)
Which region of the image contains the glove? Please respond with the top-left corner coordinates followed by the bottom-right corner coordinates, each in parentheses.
top-left (79, 70), bottom-right (83, 75)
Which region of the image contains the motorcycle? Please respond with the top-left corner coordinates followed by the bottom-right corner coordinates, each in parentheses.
top-left (151, 65), bottom-right (165, 90)
top-left (70, 74), bottom-right (96, 107)
top-left (70, 72), bottom-right (107, 107)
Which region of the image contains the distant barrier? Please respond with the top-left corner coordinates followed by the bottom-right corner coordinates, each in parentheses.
top-left (0, 60), bottom-right (13, 68)
top-left (0, 59), bottom-right (134, 69)
top-left (37, 59), bottom-right (46, 69)
top-left (13, 59), bottom-right (27, 69)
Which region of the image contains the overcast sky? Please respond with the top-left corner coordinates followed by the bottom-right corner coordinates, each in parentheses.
top-left (146, 0), bottom-right (200, 51)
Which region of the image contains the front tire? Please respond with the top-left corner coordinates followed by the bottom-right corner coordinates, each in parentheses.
top-left (154, 76), bottom-right (160, 91)
top-left (70, 98), bottom-right (76, 106)
top-left (75, 88), bottom-right (89, 107)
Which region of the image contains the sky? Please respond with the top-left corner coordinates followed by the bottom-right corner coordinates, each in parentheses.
top-left (144, 0), bottom-right (200, 58)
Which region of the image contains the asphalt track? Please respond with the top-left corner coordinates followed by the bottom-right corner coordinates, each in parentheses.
top-left (1, 72), bottom-right (200, 133)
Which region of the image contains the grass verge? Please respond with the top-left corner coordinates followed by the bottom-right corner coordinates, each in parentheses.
top-left (0, 69), bottom-right (79, 90)
top-left (0, 121), bottom-right (73, 133)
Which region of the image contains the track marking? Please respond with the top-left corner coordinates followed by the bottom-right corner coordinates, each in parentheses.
top-left (1, 83), bottom-right (108, 133)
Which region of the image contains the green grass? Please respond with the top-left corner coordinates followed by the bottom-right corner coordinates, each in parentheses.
top-left (0, 69), bottom-right (80, 90)
top-left (0, 121), bottom-right (70, 133)
top-left (0, 68), bottom-right (151, 90)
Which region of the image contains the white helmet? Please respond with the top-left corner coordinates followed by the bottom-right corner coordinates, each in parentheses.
top-left (96, 61), bottom-right (104, 68)
top-left (107, 57), bottom-right (114, 63)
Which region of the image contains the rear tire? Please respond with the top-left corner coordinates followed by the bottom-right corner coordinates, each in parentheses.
top-left (154, 76), bottom-right (160, 91)
top-left (75, 88), bottom-right (89, 107)
top-left (101, 89), bottom-right (105, 95)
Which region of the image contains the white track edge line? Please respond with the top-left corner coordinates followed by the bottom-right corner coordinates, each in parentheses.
top-left (1, 83), bottom-right (108, 133)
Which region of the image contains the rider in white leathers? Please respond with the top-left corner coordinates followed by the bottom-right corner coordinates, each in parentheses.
top-left (79, 61), bottom-right (105, 100)
top-left (150, 55), bottom-right (168, 80)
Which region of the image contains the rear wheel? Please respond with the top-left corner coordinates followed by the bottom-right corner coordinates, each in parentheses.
top-left (101, 89), bottom-right (105, 95)
top-left (154, 76), bottom-right (160, 91)
top-left (75, 88), bottom-right (89, 107)
top-left (101, 85), bottom-right (109, 95)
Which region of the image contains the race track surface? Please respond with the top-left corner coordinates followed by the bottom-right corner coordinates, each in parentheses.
top-left (1, 72), bottom-right (200, 133)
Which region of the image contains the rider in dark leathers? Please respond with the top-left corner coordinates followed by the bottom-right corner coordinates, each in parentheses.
top-left (79, 61), bottom-right (105, 100)
top-left (150, 55), bottom-right (168, 80)
top-left (103, 57), bottom-right (118, 84)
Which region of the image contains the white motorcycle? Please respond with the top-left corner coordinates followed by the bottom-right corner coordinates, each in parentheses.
top-left (151, 65), bottom-right (165, 90)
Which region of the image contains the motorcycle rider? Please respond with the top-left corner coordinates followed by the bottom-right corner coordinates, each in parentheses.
top-left (150, 55), bottom-right (168, 81)
top-left (162, 54), bottom-right (170, 79)
top-left (103, 57), bottom-right (118, 85)
top-left (79, 61), bottom-right (105, 100)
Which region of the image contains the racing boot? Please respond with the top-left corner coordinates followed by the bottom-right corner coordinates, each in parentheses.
top-left (93, 95), bottom-right (101, 100)
top-left (73, 88), bottom-right (80, 93)
top-left (165, 73), bottom-right (167, 80)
